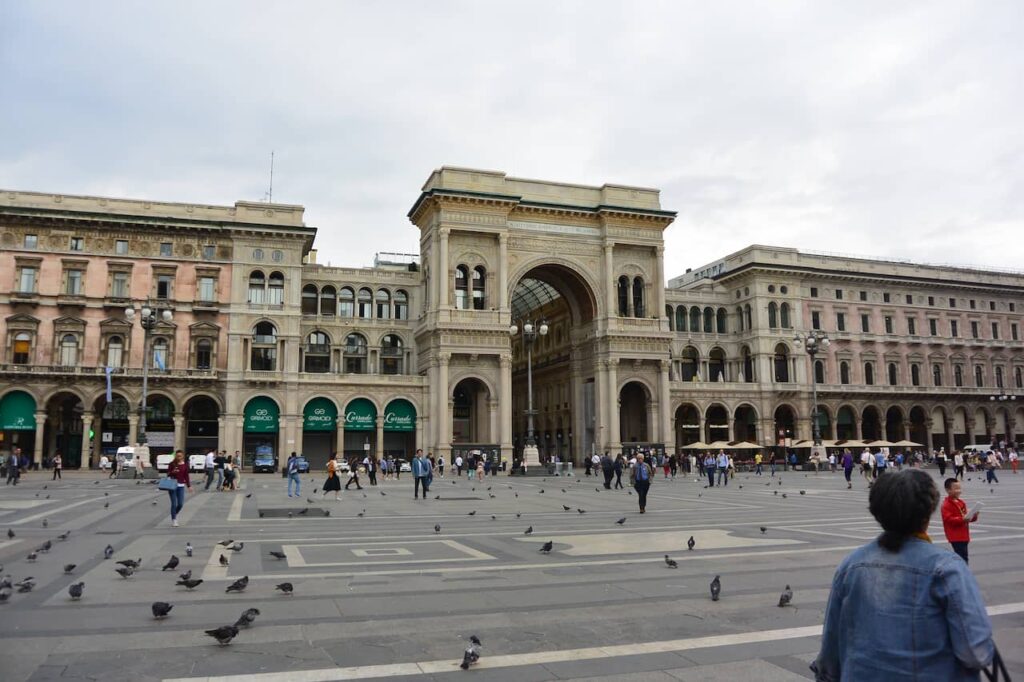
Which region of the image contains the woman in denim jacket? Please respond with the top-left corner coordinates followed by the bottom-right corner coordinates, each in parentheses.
top-left (812, 469), bottom-right (993, 680)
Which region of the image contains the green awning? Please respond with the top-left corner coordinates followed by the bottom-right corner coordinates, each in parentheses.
top-left (303, 397), bottom-right (337, 432)
top-left (244, 396), bottom-right (279, 433)
top-left (383, 399), bottom-right (416, 432)
top-left (344, 398), bottom-right (376, 431)
top-left (0, 391), bottom-right (36, 431)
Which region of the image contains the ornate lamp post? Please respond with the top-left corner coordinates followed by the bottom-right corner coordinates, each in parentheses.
top-left (510, 319), bottom-right (548, 470)
top-left (793, 331), bottom-right (830, 447)
top-left (125, 303), bottom-right (173, 446)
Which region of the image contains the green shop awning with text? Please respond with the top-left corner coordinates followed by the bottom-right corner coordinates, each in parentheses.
top-left (384, 399), bottom-right (416, 432)
top-left (303, 397), bottom-right (337, 431)
top-left (344, 398), bottom-right (376, 431)
top-left (244, 396), bottom-right (279, 433)
top-left (0, 391), bottom-right (36, 431)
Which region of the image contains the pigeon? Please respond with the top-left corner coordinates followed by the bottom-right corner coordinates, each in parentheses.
top-left (297, 508), bottom-right (309, 516)
top-left (562, 505), bottom-right (571, 511)
top-left (204, 625), bottom-right (239, 645)
top-left (357, 511), bottom-right (365, 518)
top-left (488, 494), bottom-right (496, 498)
top-left (26, 551), bottom-right (37, 562)
top-left (664, 555), bottom-right (678, 568)
top-left (0, 589), bottom-right (9, 603)
top-left (269, 551), bottom-right (287, 560)
top-left (177, 578), bottom-right (203, 590)
top-left (57, 531), bottom-right (70, 541)
top-left (179, 569), bottom-right (192, 582)
top-left (539, 489), bottom-right (544, 494)
top-left (39, 540), bottom-right (52, 553)
top-left (469, 635), bottom-right (482, 646)
top-left (42, 519), bottom-right (48, 528)
top-left (434, 524), bottom-right (441, 534)
top-left (104, 545), bottom-right (114, 559)
top-left (6, 529), bottom-right (13, 539)
top-left (152, 601), bottom-right (174, 619)
top-left (104, 503), bottom-right (110, 509)
top-left (434, 495), bottom-right (441, 500)
top-left (228, 543), bottom-right (244, 552)
top-left (115, 566), bottom-right (135, 579)
top-left (225, 576), bottom-right (249, 593)
top-left (687, 536), bottom-right (696, 551)
top-left (616, 517), bottom-right (627, 525)
top-left (524, 526), bottom-right (533, 535)
top-left (116, 558), bottom-right (141, 569)
top-left (234, 607), bottom-right (260, 628)
top-left (491, 515), bottom-right (496, 520)
top-left (17, 580), bottom-right (34, 593)
top-left (245, 492), bottom-right (252, 498)
top-left (468, 511), bottom-right (476, 516)
top-left (63, 564), bottom-right (76, 574)
top-left (218, 539), bottom-right (234, 547)
top-left (760, 526), bottom-right (767, 534)
top-left (577, 508), bottom-right (586, 514)
top-left (68, 582), bottom-right (84, 600)
top-left (219, 554), bottom-right (229, 567)
top-left (307, 498), bottom-right (315, 504)
top-left (710, 575), bottom-right (721, 601)
top-left (381, 491), bottom-right (386, 497)
top-left (799, 490), bottom-right (806, 495)
top-left (516, 513), bottom-right (521, 518)
top-left (782, 493), bottom-right (788, 499)
top-left (460, 645), bottom-right (480, 670)
top-left (774, 491), bottom-right (778, 496)
top-left (162, 555), bottom-right (180, 571)
top-left (322, 509), bottom-right (331, 517)
top-left (778, 585), bottom-right (793, 607)
top-left (275, 582), bottom-right (294, 595)
top-left (0, 576), bottom-right (9, 590)
top-left (540, 541), bottom-right (553, 553)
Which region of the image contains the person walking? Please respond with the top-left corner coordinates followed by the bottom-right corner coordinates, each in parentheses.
top-left (454, 454), bottom-right (463, 476)
top-left (941, 478), bottom-right (978, 565)
top-left (812, 470), bottom-right (994, 679)
top-left (203, 449), bottom-right (216, 490)
top-left (1009, 449), bottom-right (1018, 474)
top-left (344, 456), bottom-right (363, 490)
top-left (984, 452), bottom-right (1000, 484)
top-left (584, 455), bottom-right (593, 477)
top-left (829, 452), bottom-right (837, 473)
top-left (716, 451), bottom-right (729, 487)
top-left (285, 452), bottom-right (301, 497)
top-left (323, 452), bottom-right (342, 500)
top-left (873, 450), bottom-right (887, 479)
top-left (5, 449), bottom-right (20, 485)
top-left (613, 454), bottom-right (624, 489)
top-left (363, 454), bottom-right (378, 486)
top-left (630, 452), bottom-right (653, 513)
top-left (704, 453), bottom-right (716, 487)
top-left (953, 451), bottom-right (965, 480)
top-left (412, 449), bottom-right (431, 499)
top-left (165, 450), bottom-right (192, 528)
top-left (591, 452), bottom-right (601, 479)
top-left (936, 449), bottom-right (948, 477)
top-left (133, 452), bottom-right (145, 480)
top-left (769, 452), bottom-right (776, 476)
top-left (600, 451), bottom-right (614, 490)
top-left (669, 453), bottom-right (678, 479)
top-left (223, 456), bottom-right (237, 491)
top-left (475, 457), bottom-right (484, 481)
top-left (437, 454), bottom-right (445, 478)
top-left (51, 451), bottom-right (62, 480)
top-left (842, 450), bottom-right (854, 489)
top-left (214, 451), bottom-right (226, 491)
top-left (754, 452), bottom-right (763, 476)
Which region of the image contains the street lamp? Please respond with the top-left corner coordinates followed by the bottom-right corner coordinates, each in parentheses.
top-left (989, 392), bottom-right (1016, 402)
top-left (793, 331), bottom-right (831, 447)
top-left (125, 303), bottom-right (173, 446)
top-left (510, 319), bottom-right (548, 471)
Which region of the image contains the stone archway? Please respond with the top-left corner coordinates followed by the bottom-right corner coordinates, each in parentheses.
top-left (453, 377), bottom-right (492, 445)
top-left (618, 380), bottom-right (651, 445)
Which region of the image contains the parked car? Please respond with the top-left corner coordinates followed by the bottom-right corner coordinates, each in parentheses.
top-left (116, 446), bottom-right (150, 471)
top-left (188, 454), bottom-right (208, 472)
top-left (253, 453), bottom-right (278, 473)
top-left (155, 453), bottom-right (174, 472)
top-left (398, 459), bottom-right (412, 473)
top-left (293, 455), bottom-right (310, 474)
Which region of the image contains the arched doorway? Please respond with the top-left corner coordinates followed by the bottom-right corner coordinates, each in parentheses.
top-left (144, 395), bottom-right (176, 459)
top-left (708, 348), bottom-right (726, 382)
top-left (813, 405), bottom-right (833, 440)
top-left (836, 405), bottom-right (857, 440)
top-left (734, 404), bottom-right (758, 443)
top-left (675, 404), bottom-right (700, 448)
top-left (885, 406), bottom-right (904, 442)
top-left (184, 396), bottom-right (220, 457)
top-left (44, 392), bottom-right (84, 469)
top-left (774, 405), bottom-right (796, 445)
top-left (453, 378), bottom-right (491, 444)
top-left (705, 404), bottom-right (729, 443)
top-left (302, 397), bottom-right (338, 469)
top-left (909, 406), bottom-right (928, 446)
top-left (862, 406), bottom-right (882, 442)
top-left (618, 381), bottom-right (650, 445)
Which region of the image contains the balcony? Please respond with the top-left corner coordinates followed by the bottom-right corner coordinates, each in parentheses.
top-left (0, 364), bottom-right (218, 380)
top-left (305, 344), bottom-right (330, 354)
top-left (10, 291), bottom-right (39, 305)
top-left (103, 295), bottom-right (132, 309)
top-left (56, 294), bottom-right (87, 307)
top-left (252, 335), bottom-right (277, 345)
top-left (246, 370), bottom-right (282, 383)
top-left (293, 372), bottom-right (424, 385)
top-left (193, 299), bottom-right (220, 312)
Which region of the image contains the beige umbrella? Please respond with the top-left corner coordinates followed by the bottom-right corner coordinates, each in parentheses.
top-left (680, 441), bottom-right (712, 449)
top-left (835, 439), bottom-right (868, 447)
top-left (865, 439), bottom-right (896, 447)
top-left (706, 441), bottom-right (734, 449)
top-left (729, 441), bottom-right (763, 449)
top-left (891, 439), bottom-right (923, 447)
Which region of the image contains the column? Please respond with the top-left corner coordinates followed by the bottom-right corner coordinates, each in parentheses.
top-left (925, 419), bottom-right (934, 452)
top-left (728, 417), bottom-right (737, 443)
top-left (415, 418), bottom-right (423, 454)
top-left (659, 359), bottom-right (671, 445)
top-left (607, 359), bottom-right (620, 453)
top-left (488, 399), bottom-right (498, 445)
top-left (854, 417), bottom-right (863, 441)
top-left (33, 412), bottom-right (46, 467)
top-left (596, 360), bottom-right (608, 452)
top-left (436, 353), bottom-right (450, 457)
top-left (336, 424), bottom-right (345, 457)
top-left (604, 242), bottom-right (615, 318)
top-left (499, 354), bottom-right (513, 460)
top-left (128, 414), bottom-right (139, 447)
top-left (903, 422), bottom-right (911, 442)
top-left (217, 417), bottom-right (225, 453)
top-left (438, 228), bottom-right (450, 308)
top-left (375, 415), bottom-right (384, 459)
top-left (654, 246), bottom-right (666, 322)
top-left (80, 413), bottom-right (94, 469)
top-left (173, 413), bottom-right (185, 452)
top-left (945, 418), bottom-right (955, 451)
top-left (498, 234), bottom-right (508, 311)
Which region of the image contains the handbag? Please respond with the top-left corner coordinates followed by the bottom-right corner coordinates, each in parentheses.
top-left (982, 645), bottom-right (1011, 682)
top-left (158, 477), bottom-right (178, 491)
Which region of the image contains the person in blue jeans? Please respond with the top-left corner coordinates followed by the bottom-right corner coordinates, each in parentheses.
top-left (165, 450), bottom-right (192, 528)
top-left (286, 452), bottom-right (301, 497)
top-left (716, 451), bottom-right (729, 486)
top-left (704, 454), bottom-right (715, 487)
top-left (412, 449), bottom-right (431, 499)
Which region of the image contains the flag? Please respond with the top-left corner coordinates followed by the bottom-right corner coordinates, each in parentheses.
top-left (105, 366), bottom-right (113, 402)
top-left (154, 352), bottom-right (165, 371)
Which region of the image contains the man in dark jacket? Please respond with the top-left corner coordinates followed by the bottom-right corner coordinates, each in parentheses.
top-left (600, 452), bottom-right (614, 489)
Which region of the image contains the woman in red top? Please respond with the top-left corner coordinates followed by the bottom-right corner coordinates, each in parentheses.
top-left (941, 478), bottom-right (978, 564)
top-left (165, 450), bottom-right (192, 528)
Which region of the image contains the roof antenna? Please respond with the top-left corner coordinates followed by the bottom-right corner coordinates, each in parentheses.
top-left (267, 151), bottom-right (274, 203)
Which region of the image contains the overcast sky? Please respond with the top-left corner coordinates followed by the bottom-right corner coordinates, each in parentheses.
top-left (2, 2), bottom-right (1022, 279)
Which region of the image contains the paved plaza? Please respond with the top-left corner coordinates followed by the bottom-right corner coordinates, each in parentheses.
top-left (1, 466), bottom-right (1022, 681)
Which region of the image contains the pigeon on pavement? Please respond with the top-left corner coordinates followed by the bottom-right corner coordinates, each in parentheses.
top-left (179, 569), bottom-right (192, 582)
top-left (57, 531), bottom-right (70, 541)
top-left (68, 582), bottom-right (85, 600)
top-left (225, 576), bottom-right (249, 593)
top-left (269, 551), bottom-right (287, 560)
top-left (616, 517), bottom-right (627, 525)
top-left (218, 539), bottom-right (234, 547)
top-left (63, 564), bottom-right (76, 574)
top-left (710, 575), bottom-right (721, 601)
top-left (760, 526), bottom-right (767, 534)
top-left (469, 635), bottom-right (482, 646)
top-left (177, 579), bottom-right (204, 590)
top-left (204, 625), bottom-right (239, 645)
top-left (162, 555), bottom-right (180, 571)
top-left (103, 545), bottom-right (114, 559)
top-left (664, 555), bottom-right (678, 568)
top-left (539, 541), bottom-right (554, 553)
top-left (577, 508), bottom-right (586, 514)
top-left (562, 505), bottom-right (571, 511)
top-left (219, 554), bottom-right (229, 567)
top-left (434, 524), bottom-right (441, 534)
top-left (524, 526), bottom-right (533, 535)
top-left (6, 529), bottom-right (14, 539)
top-left (116, 558), bottom-right (141, 569)
top-left (152, 601), bottom-right (174, 619)
top-left (26, 551), bottom-right (37, 562)
top-left (687, 536), bottom-right (696, 551)
top-left (275, 582), bottom-right (294, 595)
top-left (42, 519), bottom-right (48, 528)
top-left (467, 511), bottom-right (476, 516)
top-left (778, 585), bottom-right (793, 607)
top-left (228, 543), bottom-right (244, 552)
top-left (115, 566), bottom-right (135, 579)
top-left (234, 607), bottom-right (260, 628)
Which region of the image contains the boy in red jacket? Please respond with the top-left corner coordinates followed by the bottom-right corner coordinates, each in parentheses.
top-left (941, 477), bottom-right (979, 564)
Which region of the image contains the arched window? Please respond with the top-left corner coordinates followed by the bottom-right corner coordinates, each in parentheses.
top-left (814, 360), bottom-right (825, 384)
top-left (780, 302), bottom-right (791, 328)
top-left (617, 276), bottom-right (629, 316)
top-left (996, 366), bottom-right (1004, 388)
top-left (735, 306), bottom-right (744, 332)
top-left (455, 265), bottom-right (469, 310)
top-left (768, 302), bottom-right (778, 329)
top-left (974, 365), bottom-right (984, 387)
top-left (12, 332), bottom-right (31, 365)
top-left (675, 306), bottom-right (686, 331)
top-left (267, 272), bottom-right (284, 305)
top-left (195, 338), bottom-right (212, 370)
top-left (106, 335), bottom-right (124, 368)
top-left (717, 308), bottom-right (727, 334)
top-left (251, 322), bottom-right (277, 371)
top-left (742, 346), bottom-right (754, 382)
top-left (375, 289), bottom-right (391, 319)
top-left (888, 363), bottom-right (898, 386)
top-left (343, 333), bottom-right (368, 374)
top-left (912, 364), bottom-right (922, 386)
top-left (933, 364), bottom-right (943, 387)
top-left (357, 288), bottom-right (372, 318)
top-left (774, 344), bottom-right (790, 382)
top-left (955, 365), bottom-right (964, 387)
top-left (320, 286), bottom-right (336, 316)
top-left (744, 304), bottom-right (752, 330)
top-left (632, 277), bottom-right (645, 317)
top-left (247, 270), bottom-right (265, 304)
top-left (1016, 366), bottom-right (1023, 389)
top-left (680, 347), bottom-right (699, 381)
top-left (703, 307), bottom-right (714, 333)
top-left (301, 284), bottom-right (319, 315)
top-left (666, 305), bottom-right (674, 331)
top-left (689, 306), bottom-right (701, 333)
top-left (864, 362), bottom-right (874, 385)
top-left (708, 348), bottom-right (726, 382)
top-left (152, 337), bottom-right (169, 371)
top-left (339, 287), bottom-right (355, 317)
top-left (304, 331), bottom-right (331, 373)
top-left (840, 361), bottom-right (850, 385)
top-left (380, 334), bottom-right (404, 375)
top-left (472, 266), bottom-right (486, 310)
top-left (394, 290), bottom-right (408, 320)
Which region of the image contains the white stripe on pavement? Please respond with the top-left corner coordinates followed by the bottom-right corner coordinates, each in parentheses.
top-left (162, 601), bottom-right (1024, 682)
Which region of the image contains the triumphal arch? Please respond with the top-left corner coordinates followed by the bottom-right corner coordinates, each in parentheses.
top-left (409, 167), bottom-right (676, 467)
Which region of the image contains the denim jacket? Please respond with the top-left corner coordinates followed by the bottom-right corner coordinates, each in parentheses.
top-left (812, 536), bottom-right (993, 681)
top-left (411, 456), bottom-right (430, 478)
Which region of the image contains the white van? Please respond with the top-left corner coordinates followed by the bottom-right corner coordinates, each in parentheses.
top-left (189, 453), bottom-right (208, 472)
top-left (116, 446), bottom-right (151, 471)
top-left (155, 453), bottom-right (174, 471)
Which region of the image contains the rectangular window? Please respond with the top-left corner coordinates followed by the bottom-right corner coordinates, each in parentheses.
top-left (835, 289), bottom-right (843, 300)
top-left (908, 317), bottom-right (917, 335)
top-left (971, 321), bottom-right (979, 338)
top-left (156, 275), bottom-right (173, 300)
top-left (950, 320), bottom-right (959, 337)
top-left (990, 301), bottom-right (996, 311)
top-left (160, 243), bottom-right (173, 257)
top-left (969, 299), bottom-right (976, 309)
top-left (65, 269), bottom-right (84, 295)
top-left (836, 312), bottom-right (846, 332)
top-left (115, 240), bottom-right (128, 255)
top-left (859, 291), bottom-right (868, 302)
top-left (198, 276), bottom-right (216, 302)
top-left (929, 318), bottom-right (938, 336)
top-left (884, 316), bottom-right (893, 334)
top-left (18, 266), bottom-right (37, 292)
top-left (860, 314), bottom-right (870, 333)
top-left (810, 287), bottom-right (818, 298)
top-left (992, 322), bottom-right (999, 339)
top-left (949, 298), bottom-right (956, 308)
top-left (906, 294), bottom-right (913, 304)
top-left (883, 293), bottom-right (891, 303)
top-left (1010, 303), bottom-right (1016, 312)
top-left (12, 335), bottom-right (31, 364)
top-left (70, 237), bottom-right (84, 251)
top-left (928, 296), bottom-right (935, 306)
top-left (202, 245), bottom-right (216, 260)
top-left (1013, 323), bottom-right (1019, 341)
top-left (111, 272), bottom-right (130, 298)
top-left (811, 311), bottom-right (821, 330)
top-left (24, 234), bottom-right (37, 249)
